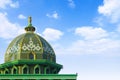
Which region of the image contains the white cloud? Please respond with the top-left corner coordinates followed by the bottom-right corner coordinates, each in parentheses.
top-left (67, 39), bottom-right (120, 55)
top-left (68, 0), bottom-right (76, 8)
top-left (46, 11), bottom-right (59, 19)
top-left (42, 28), bottom-right (63, 41)
top-left (98, 0), bottom-right (120, 23)
top-left (0, 0), bottom-right (19, 9)
top-left (18, 14), bottom-right (26, 19)
top-left (53, 26), bottom-right (120, 56)
top-left (75, 27), bottom-right (109, 40)
top-left (9, 1), bottom-right (19, 8)
top-left (0, 12), bottom-right (25, 39)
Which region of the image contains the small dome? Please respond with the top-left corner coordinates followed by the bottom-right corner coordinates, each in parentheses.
top-left (5, 17), bottom-right (56, 63)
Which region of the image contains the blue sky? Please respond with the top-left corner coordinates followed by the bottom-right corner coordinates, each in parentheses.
top-left (0, 0), bottom-right (120, 80)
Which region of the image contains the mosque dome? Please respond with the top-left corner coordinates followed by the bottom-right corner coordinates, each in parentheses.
top-left (5, 17), bottom-right (56, 63)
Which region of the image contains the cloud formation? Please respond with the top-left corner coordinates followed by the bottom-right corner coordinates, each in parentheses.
top-left (53, 26), bottom-right (120, 56)
top-left (43, 0), bottom-right (120, 56)
top-left (98, 0), bottom-right (120, 23)
top-left (76, 26), bottom-right (120, 55)
top-left (0, 0), bottom-right (19, 9)
top-left (18, 14), bottom-right (26, 19)
top-left (0, 12), bottom-right (24, 39)
top-left (42, 28), bottom-right (63, 41)
top-left (46, 11), bottom-right (59, 19)
top-left (75, 27), bottom-right (109, 40)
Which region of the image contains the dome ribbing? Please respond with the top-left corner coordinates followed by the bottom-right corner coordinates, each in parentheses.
top-left (5, 17), bottom-right (56, 63)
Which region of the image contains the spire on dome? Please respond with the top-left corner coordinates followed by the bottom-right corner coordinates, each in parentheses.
top-left (25, 16), bottom-right (35, 32)
top-left (28, 16), bottom-right (32, 26)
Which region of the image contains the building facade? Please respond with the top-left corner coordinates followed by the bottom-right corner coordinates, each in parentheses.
top-left (0, 17), bottom-right (77, 80)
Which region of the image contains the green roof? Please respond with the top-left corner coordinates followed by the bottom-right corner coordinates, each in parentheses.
top-left (0, 74), bottom-right (77, 79)
top-left (0, 60), bottom-right (62, 69)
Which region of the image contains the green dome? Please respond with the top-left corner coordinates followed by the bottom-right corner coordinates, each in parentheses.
top-left (5, 17), bottom-right (56, 63)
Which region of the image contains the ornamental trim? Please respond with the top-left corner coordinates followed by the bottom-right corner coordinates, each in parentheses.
top-left (22, 38), bottom-right (41, 51)
top-left (6, 44), bottom-right (20, 54)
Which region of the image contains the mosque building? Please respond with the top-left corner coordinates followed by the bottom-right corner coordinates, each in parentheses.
top-left (0, 17), bottom-right (77, 80)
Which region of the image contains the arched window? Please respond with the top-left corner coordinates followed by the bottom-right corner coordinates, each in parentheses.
top-left (43, 54), bottom-right (47, 59)
top-left (13, 68), bottom-right (17, 74)
top-left (35, 67), bottom-right (39, 74)
top-left (47, 54), bottom-right (50, 60)
top-left (29, 53), bottom-right (34, 59)
top-left (34, 65), bottom-right (40, 74)
top-left (46, 68), bottom-right (49, 74)
top-left (22, 65), bottom-right (29, 74)
top-left (23, 67), bottom-right (28, 74)
top-left (5, 70), bottom-right (9, 74)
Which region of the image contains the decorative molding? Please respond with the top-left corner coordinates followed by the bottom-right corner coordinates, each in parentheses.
top-left (43, 46), bottom-right (54, 54)
top-left (6, 44), bottom-right (20, 54)
top-left (22, 38), bottom-right (41, 51)
top-left (6, 37), bottom-right (54, 54)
